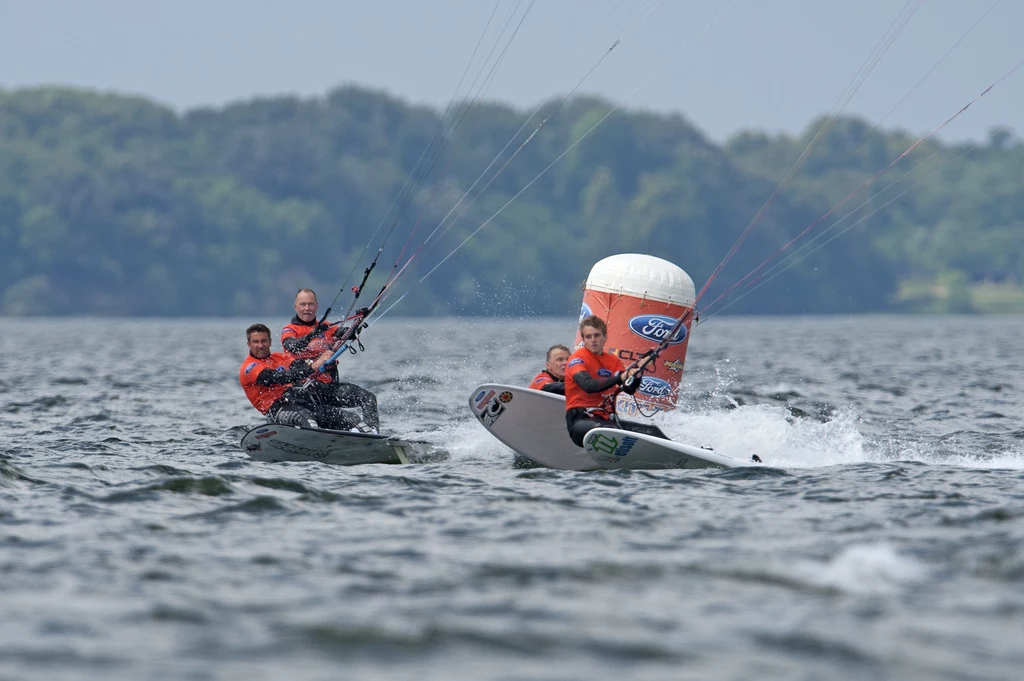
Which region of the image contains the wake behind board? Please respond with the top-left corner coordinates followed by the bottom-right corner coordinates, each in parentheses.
top-left (240, 423), bottom-right (423, 465)
top-left (469, 384), bottom-right (760, 471)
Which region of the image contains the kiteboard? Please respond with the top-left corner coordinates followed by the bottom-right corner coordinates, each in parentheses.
top-left (240, 423), bottom-right (426, 465)
top-left (469, 383), bottom-right (759, 470)
top-left (580, 427), bottom-right (745, 470)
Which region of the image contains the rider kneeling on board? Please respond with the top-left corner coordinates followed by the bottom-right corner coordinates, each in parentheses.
top-left (565, 315), bottom-right (647, 447)
top-left (240, 323), bottom-right (369, 432)
top-left (280, 288), bottom-right (380, 434)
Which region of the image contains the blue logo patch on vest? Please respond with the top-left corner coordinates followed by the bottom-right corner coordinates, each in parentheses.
top-left (596, 368), bottom-right (612, 377)
top-left (244, 362), bottom-right (258, 374)
top-left (568, 357), bottom-right (585, 368)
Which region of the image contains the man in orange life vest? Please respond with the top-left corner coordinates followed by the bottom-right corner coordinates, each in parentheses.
top-left (528, 344), bottom-right (569, 395)
top-left (239, 323), bottom-right (363, 430)
top-left (564, 315), bottom-right (642, 447)
top-left (280, 288), bottom-right (379, 432)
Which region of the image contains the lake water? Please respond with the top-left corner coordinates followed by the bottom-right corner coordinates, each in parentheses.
top-left (1, 316), bottom-right (1022, 680)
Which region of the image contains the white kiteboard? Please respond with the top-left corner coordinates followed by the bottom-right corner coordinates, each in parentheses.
top-left (240, 423), bottom-right (425, 465)
top-left (469, 384), bottom-right (593, 470)
top-left (469, 383), bottom-right (760, 471)
top-left (581, 427), bottom-right (745, 470)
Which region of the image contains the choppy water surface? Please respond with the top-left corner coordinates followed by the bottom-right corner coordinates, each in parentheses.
top-left (2, 316), bottom-right (1022, 681)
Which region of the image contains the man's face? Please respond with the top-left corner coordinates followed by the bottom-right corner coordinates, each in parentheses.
top-left (294, 291), bottom-right (318, 323)
top-left (581, 326), bottom-right (606, 355)
top-left (247, 332), bottom-right (272, 359)
top-left (546, 349), bottom-right (570, 380)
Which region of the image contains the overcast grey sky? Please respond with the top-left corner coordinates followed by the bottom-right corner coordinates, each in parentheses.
top-left (2, 0), bottom-right (1020, 142)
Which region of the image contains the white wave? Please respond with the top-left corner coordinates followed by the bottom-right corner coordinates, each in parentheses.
top-left (654, 402), bottom-right (869, 468)
top-left (653, 389), bottom-right (1024, 469)
top-left (796, 543), bottom-right (928, 595)
top-left (403, 416), bottom-right (512, 464)
top-left (889, 444), bottom-right (1024, 470)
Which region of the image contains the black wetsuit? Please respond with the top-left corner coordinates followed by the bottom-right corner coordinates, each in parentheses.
top-left (280, 316), bottom-right (379, 430)
top-left (565, 370), bottom-right (641, 447)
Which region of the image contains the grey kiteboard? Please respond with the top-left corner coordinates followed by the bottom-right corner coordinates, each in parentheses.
top-left (240, 423), bottom-right (424, 465)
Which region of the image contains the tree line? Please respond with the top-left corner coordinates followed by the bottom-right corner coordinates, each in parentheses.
top-left (2, 85), bottom-right (1022, 317)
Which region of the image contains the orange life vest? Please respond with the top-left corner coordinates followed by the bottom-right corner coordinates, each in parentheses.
top-left (564, 347), bottom-right (625, 412)
top-left (281, 320), bottom-right (342, 358)
top-left (239, 352), bottom-right (296, 414)
top-left (281, 319), bottom-right (341, 384)
top-left (529, 371), bottom-right (559, 391)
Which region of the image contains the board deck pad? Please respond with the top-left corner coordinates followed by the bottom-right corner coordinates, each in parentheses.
top-left (240, 423), bottom-right (428, 465)
top-left (469, 383), bottom-right (758, 471)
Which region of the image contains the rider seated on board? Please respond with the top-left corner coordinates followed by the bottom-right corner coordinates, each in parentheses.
top-left (528, 344), bottom-right (570, 395)
top-left (280, 288), bottom-right (380, 433)
top-left (240, 324), bottom-right (366, 431)
top-left (564, 315), bottom-right (642, 447)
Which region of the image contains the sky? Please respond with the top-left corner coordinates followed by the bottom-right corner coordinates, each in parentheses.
top-left (1, 0), bottom-right (1021, 143)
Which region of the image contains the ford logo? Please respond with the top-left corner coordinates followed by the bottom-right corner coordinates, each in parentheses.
top-left (580, 302), bottom-right (592, 320)
top-left (628, 314), bottom-right (686, 345)
top-left (638, 376), bottom-right (673, 398)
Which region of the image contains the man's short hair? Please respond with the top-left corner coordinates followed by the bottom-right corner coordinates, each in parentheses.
top-left (246, 323), bottom-right (271, 340)
top-left (295, 288), bottom-right (317, 301)
top-left (546, 344), bottom-right (570, 360)
top-left (579, 315), bottom-right (607, 336)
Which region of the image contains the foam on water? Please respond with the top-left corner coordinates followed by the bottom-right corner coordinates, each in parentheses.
top-left (652, 402), bottom-right (1024, 470)
top-left (411, 417), bottom-right (509, 464)
top-left (899, 446), bottom-right (1024, 470)
top-left (793, 543), bottom-right (929, 595)
top-left (655, 403), bottom-right (869, 468)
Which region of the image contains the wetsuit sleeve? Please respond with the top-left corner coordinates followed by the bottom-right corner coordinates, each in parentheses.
top-left (540, 381), bottom-right (565, 395)
top-left (572, 371), bottom-right (620, 394)
top-left (254, 360), bottom-right (314, 386)
top-left (283, 323), bottom-right (349, 353)
top-left (282, 332), bottom-right (315, 354)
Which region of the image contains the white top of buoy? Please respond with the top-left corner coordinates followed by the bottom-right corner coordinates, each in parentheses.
top-left (585, 253), bottom-right (695, 306)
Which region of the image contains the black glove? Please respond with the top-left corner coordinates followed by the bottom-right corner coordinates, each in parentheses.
top-left (355, 307), bottom-right (371, 317)
top-left (313, 321), bottom-right (330, 335)
top-left (288, 358), bottom-right (314, 378)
